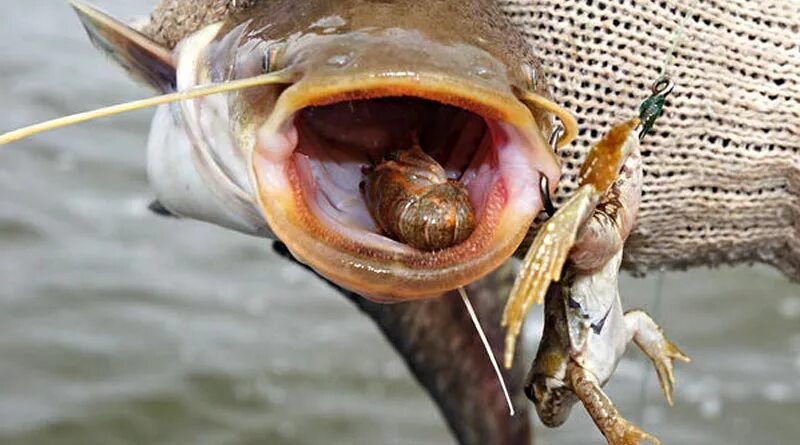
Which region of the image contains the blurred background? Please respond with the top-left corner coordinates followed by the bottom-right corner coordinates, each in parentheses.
top-left (0, 1), bottom-right (798, 444)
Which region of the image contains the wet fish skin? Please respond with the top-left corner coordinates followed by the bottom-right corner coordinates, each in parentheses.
top-left (273, 242), bottom-right (531, 445)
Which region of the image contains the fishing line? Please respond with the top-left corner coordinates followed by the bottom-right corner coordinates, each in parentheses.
top-left (659, 0), bottom-right (699, 78)
top-left (635, 0), bottom-right (697, 424)
top-left (458, 287), bottom-right (515, 416)
top-left (0, 71), bottom-right (291, 145)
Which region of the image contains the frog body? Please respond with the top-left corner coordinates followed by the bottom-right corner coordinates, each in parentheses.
top-left (521, 120), bottom-right (689, 445)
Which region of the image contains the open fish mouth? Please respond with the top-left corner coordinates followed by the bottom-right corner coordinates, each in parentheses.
top-left (0, 1), bottom-right (578, 303)
top-left (124, 16), bottom-right (573, 302)
top-left (294, 97), bottom-right (501, 239)
top-left (252, 74), bottom-right (555, 301)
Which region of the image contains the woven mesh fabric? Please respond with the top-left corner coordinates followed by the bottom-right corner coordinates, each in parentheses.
top-left (499, 0), bottom-right (800, 279)
top-left (143, 0), bottom-right (800, 280)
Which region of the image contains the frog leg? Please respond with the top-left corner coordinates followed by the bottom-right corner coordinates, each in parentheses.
top-left (624, 309), bottom-right (691, 406)
top-left (568, 361), bottom-right (661, 445)
top-left (502, 119), bottom-right (642, 369)
top-left (502, 185), bottom-right (598, 368)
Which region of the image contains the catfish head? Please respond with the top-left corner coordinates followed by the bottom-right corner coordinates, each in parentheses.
top-left (60, 0), bottom-right (577, 301)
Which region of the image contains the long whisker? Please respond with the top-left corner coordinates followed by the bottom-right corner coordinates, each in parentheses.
top-left (519, 90), bottom-right (578, 148)
top-left (0, 71), bottom-right (291, 145)
top-left (458, 287), bottom-right (515, 416)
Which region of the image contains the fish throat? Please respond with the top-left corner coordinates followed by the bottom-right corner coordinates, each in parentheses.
top-left (297, 97), bottom-right (486, 251)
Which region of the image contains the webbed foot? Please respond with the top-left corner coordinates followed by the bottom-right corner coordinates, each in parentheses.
top-left (568, 362), bottom-right (661, 445)
top-left (604, 417), bottom-right (662, 445)
top-left (624, 309), bottom-right (691, 406)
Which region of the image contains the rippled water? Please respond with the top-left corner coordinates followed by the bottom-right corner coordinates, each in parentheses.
top-left (1, 2), bottom-right (799, 444)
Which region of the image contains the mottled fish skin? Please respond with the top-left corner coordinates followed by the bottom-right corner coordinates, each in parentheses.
top-left (273, 242), bottom-right (531, 445)
top-left (209, 0), bottom-right (557, 152)
top-left (218, 0), bottom-right (553, 128)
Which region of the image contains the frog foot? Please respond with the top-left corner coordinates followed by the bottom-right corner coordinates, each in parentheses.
top-left (604, 417), bottom-right (662, 445)
top-left (624, 309), bottom-right (691, 406)
top-left (568, 362), bottom-right (661, 445)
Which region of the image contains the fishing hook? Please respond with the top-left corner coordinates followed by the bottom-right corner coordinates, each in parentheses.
top-left (652, 76), bottom-right (675, 97)
top-left (539, 123), bottom-right (564, 217)
top-left (636, 76), bottom-right (675, 141)
top-left (540, 75), bottom-right (675, 218)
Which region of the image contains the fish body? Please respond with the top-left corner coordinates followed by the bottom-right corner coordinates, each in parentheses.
top-left (13, 2), bottom-right (570, 443)
top-left (68, 0), bottom-right (577, 301)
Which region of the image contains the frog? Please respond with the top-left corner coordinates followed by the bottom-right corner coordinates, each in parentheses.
top-left (503, 118), bottom-right (690, 444)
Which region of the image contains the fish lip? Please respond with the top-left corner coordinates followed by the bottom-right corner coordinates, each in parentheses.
top-left (250, 77), bottom-right (557, 301)
top-left (261, 73), bottom-right (554, 160)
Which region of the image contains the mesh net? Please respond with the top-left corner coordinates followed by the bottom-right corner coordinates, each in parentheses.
top-left (143, 0), bottom-right (800, 280)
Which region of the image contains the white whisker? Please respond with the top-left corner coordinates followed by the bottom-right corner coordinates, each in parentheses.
top-left (458, 287), bottom-right (515, 416)
top-left (0, 71), bottom-right (291, 146)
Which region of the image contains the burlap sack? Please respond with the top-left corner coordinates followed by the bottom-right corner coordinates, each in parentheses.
top-left (142, 0), bottom-right (800, 280)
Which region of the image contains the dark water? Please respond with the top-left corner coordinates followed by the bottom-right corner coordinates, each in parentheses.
top-left (0, 1), bottom-right (798, 444)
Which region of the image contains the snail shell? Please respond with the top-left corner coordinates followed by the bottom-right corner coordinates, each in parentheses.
top-left (363, 144), bottom-right (476, 251)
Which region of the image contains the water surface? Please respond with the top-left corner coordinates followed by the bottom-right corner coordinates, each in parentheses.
top-left (1, 2), bottom-right (798, 444)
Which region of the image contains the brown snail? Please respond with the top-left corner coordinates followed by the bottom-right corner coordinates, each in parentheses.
top-left (362, 142), bottom-right (476, 251)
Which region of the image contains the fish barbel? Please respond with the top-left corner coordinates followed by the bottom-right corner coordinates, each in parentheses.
top-left (2, 0), bottom-right (577, 301)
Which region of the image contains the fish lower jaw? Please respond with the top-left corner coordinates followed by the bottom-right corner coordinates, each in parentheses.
top-left (257, 166), bottom-right (543, 300)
